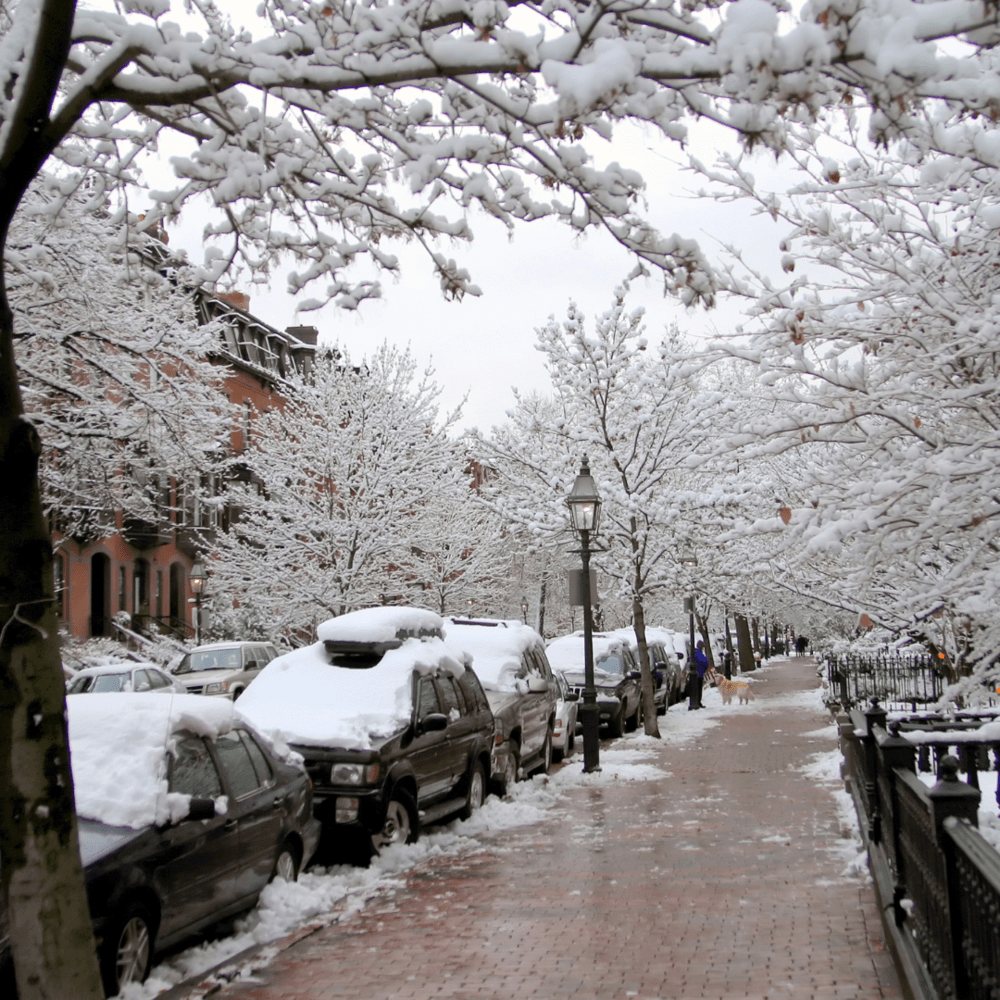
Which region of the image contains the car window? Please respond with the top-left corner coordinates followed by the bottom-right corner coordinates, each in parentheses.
top-left (147, 669), bottom-right (170, 689)
top-left (417, 677), bottom-right (441, 721)
top-left (263, 645), bottom-right (278, 663)
top-left (597, 653), bottom-right (624, 676)
top-left (437, 675), bottom-right (462, 720)
top-left (457, 669), bottom-right (489, 714)
top-left (92, 672), bottom-right (130, 692)
top-left (251, 645), bottom-right (270, 667)
top-left (132, 669), bottom-right (152, 691)
top-left (214, 730), bottom-right (263, 798)
top-left (67, 674), bottom-right (94, 694)
top-left (170, 736), bottom-right (223, 798)
top-left (239, 730), bottom-right (273, 785)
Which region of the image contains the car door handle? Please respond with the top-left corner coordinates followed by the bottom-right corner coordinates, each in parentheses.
top-left (273, 797), bottom-right (283, 807)
top-left (224, 819), bottom-right (238, 830)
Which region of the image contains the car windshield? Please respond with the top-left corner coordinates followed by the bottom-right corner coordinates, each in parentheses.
top-left (68, 672), bottom-right (131, 693)
top-left (177, 649), bottom-right (242, 673)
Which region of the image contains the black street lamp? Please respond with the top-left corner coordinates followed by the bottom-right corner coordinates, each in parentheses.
top-left (189, 559), bottom-right (206, 646)
top-left (520, 595), bottom-right (528, 624)
top-left (567, 456), bottom-right (602, 773)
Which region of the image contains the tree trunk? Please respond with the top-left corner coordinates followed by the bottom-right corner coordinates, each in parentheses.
top-left (1, 278), bottom-right (104, 997)
top-left (735, 613), bottom-right (755, 672)
top-left (630, 593), bottom-right (660, 738)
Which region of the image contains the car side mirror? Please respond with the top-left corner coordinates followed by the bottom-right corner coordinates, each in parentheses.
top-left (526, 677), bottom-right (549, 694)
top-left (676, 652), bottom-right (684, 660)
top-left (654, 661), bottom-right (667, 669)
top-left (564, 691), bottom-right (579, 702)
top-left (419, 713), bottom-right (449, 733)
top-left (244, 660), bottom-right (258, 671)
top-left (186, 798), bottom-right (217, 822)
top-left (627, 671), bottom-right (641, 681)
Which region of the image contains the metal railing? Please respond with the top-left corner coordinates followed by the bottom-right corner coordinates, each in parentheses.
top-left (826, 653), bottom-right (949, 710)
top-left (841, 703), bottom-right (1000, 1000)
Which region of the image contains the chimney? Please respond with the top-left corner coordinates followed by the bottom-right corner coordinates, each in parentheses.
top-left (218, 291), bottom-right (250, 312)
top-left (286, 325), bottom-right (319, 346)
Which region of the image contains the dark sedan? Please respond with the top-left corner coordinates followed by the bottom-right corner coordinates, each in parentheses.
top-left (56, 693), bottom-right (320, 997)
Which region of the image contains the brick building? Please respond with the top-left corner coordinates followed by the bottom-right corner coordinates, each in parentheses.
top-left (53, 291), bottom-right (316, 642)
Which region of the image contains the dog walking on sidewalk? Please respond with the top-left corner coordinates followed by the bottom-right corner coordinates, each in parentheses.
top-left (708, 669), bottom-right (755, 705)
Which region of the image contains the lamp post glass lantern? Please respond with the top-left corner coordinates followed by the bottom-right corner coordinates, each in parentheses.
top-left (520, 596), bottom-right (528, 624)
top-left (567, 457), bottom-right (602, 773)
top-left (189, 560), bottom-right (206, 645)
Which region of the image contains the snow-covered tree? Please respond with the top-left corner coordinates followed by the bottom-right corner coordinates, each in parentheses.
top-left (206, 345), bottom-right (466, 638)
top-left (5, 0), bottom-right (1000, 993)
top-left (11, 177), bottom-right (229, 542)
top-left (694, 119), bottom-right (1000, 691)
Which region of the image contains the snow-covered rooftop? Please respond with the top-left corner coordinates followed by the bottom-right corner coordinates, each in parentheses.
top-left (68, 693), bottom-right (235, 829)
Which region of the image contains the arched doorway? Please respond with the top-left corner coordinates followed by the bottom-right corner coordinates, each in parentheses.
top-left (169, 562), bottom-right (184, 629)
top-left (89, 553), bottom-right (111, 636)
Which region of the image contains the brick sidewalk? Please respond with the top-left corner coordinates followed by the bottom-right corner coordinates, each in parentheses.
top-left (212, 657), bottom-right (901, 1000)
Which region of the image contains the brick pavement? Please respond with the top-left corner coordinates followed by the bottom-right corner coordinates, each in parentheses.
top-left (212, 657), bottom-right (901, 1000)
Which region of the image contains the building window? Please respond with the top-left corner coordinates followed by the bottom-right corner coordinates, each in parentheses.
top-left (118, 566), bottom-right (127, 612)
top-left (242, 401), bottom-right (252, 451)
top-left (155, 569), bottom-right (163, 619)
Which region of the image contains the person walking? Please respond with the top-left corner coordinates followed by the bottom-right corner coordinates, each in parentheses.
top-left (689, 640), bottom-right (709, 710)
top-left (795, 635), bottom-right (808, 657)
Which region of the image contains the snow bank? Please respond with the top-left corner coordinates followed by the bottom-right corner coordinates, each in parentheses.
top-left (68, 693), bottom-right (234, 829)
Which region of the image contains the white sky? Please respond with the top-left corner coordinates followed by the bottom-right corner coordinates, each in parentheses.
top-left (115, 1), bottom-right (795, 433)
top-left (154, 118), bottom-right (790, 432)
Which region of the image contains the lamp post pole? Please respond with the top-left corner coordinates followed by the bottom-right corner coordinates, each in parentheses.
top-left (189, 559), bottom-right (206, 646)
top-left (567, 456), bottom-right (602, 774)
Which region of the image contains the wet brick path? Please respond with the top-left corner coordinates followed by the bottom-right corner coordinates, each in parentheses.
top-left (214, 657), bottom-right (901, 1000)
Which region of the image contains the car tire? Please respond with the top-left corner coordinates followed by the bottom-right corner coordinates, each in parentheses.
top-left (537, 727), bottom-right (552, 775)
top-left (231, 687), bottom-right (244, 701)
top-left (270, 840), bottom-right (299, 883)
top-left (552, 743), bottom-right (564, 764)
top-left (100, 900), bottom-right (155, 996)
top-left (494, 741), bottom-right (519, 797)
top-left (460, 761), bottom-right (486, 820)
top-left (567, 730), bottom-right (575, 754)
top-left (626, 700), bottom-right (640, 732)
top-left (371, 788), bottom-right (418, 854)
top-left (608, 705), bottom-right (624, 738)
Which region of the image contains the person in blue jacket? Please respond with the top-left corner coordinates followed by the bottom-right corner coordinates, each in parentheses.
top-left (689, 640), bottom-right (709, 710)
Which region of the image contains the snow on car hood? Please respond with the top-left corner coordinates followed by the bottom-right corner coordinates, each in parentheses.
top-left (68, 693), bottom-right (235, 829)
top-left (237, 636), bottom-right (470, 750)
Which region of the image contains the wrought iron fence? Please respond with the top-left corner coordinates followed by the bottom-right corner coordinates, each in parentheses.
top-left (826, 653), bottom-right (949, 710)
top-left (841, 703), bottom-right (1000, 1000)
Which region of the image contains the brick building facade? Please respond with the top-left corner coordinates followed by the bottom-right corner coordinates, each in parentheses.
top-left (54, 291), bottom-right (316, 642)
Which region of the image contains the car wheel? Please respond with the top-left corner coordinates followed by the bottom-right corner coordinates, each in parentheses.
top-left (100, 901), bottom-right (154, 996)
top-left (552, 743), bottom-right (564, 764)
top-left (608, 705), bottom-right (624, 738)
top-left (495, 741), bottom-right (519, 797)
top-left (626, 700), bottom-right (640, 732)
top-left (371, 789), bottom-right (417, 854)
top-left (538, 727), bottom-right (552, 775)
top-left (460, 761), bottom-right (486, 820)
top-left (232, 687), bottom-right (244, 701)
top-left (567, 731), bottom-right (575, 754)
top-left (270, 840), bottom-right (299, 883)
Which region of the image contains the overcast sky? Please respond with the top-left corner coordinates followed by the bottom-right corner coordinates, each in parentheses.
top-left (127, 1), bottom-right (793, 434)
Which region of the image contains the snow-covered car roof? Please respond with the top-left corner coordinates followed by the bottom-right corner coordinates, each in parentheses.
top-left (442, 618), bottom-right (543, 691)
top-left (67, 693), bottom-right (236, 830)
top-left (69, 660), bottom-right (165, 677)
top-left (316, 606), bottom-right (444, 646)
top-left (614, 626), bottom-right (680, 653)
top-left (545, 633), bottom-right (631, 674)
top-left (187, 640), bottom-right (270, 652)
top-left (237, 620), bottom-right (469, 750)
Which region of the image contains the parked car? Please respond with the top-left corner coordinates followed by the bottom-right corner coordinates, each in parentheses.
top-left (172, 641), bottom-right (279, 699)
top-left (237, 607), bottom-right (495, 858)
top-left (546, 632), bottom-right (643, 737)
top-left (613, 628), bottom-right (677, 713)
top-left (551, 671), bottom-right (579, 761)
top-left (443, 618), bottom-right (559, 792)
top-left (66, 660), bottom-right (187, 695)
top-left (5, 693), bottom-right (320, 998)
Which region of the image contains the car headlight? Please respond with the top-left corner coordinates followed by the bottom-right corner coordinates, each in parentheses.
top-left (330, 762), bottom-right (380, 785)
top-left (205, 681), bottom-right (230, 694)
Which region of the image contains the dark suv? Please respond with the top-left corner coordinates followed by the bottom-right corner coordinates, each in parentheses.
top-left (237, 607), bottom-right (494, 857)
top-left (443, 618), bottom-right (558, 795)
top-left (546, 632), bottom-right (643, 736)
